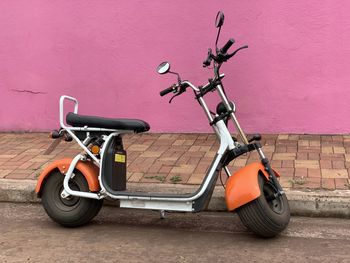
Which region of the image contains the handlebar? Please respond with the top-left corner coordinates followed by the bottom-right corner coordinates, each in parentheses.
top-left (220, 38), bottom-right (235, 54)
top-left (159, 74), bottom-right (225, 103)
top-left (203, 38), bottom-right (247, 68)
top-left (159, 84), bottom-right (177, 96)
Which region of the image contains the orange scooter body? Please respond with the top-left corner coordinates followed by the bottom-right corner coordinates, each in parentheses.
top-left (35, 158), bottom-right (100, 196)
top-left (225, 162), bottom-right (280, 211)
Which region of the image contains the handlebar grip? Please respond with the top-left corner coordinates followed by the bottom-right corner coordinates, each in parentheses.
top-left (220, 38), bottom-right (235, 54)
top-left (203, 48), bottom-right (212, 67)
top-left (160, 85), bottom-right (176, 97)
top-left (203, 58), bottom-right (211, 67)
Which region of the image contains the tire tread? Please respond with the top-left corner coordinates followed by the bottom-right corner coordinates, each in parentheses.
top-left (237, 174), bottom-right (290, 237)
top-left (41, 170), bottom-right (103, 227)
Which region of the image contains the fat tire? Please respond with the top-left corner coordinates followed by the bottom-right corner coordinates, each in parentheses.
top-left (237, 173), bottom-right (290, 238)
top-left (41, 170), bottom-right (103, 227)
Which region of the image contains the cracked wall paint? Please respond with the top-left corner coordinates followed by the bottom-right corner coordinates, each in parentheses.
top-left (0, 0), bottom-right (350, 133)
top-left (11, 90), bottom-right (46, 95)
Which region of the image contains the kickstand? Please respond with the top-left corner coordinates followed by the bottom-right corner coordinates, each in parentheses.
top-left (160, 210), bottom-right (166, 219)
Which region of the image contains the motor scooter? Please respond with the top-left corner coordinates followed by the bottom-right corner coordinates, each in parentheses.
top-left (35, 11), bottom-right (290, 237)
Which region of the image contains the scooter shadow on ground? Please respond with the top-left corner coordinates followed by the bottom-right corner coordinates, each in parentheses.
top-left (78, 207), bottom-right (257, 237)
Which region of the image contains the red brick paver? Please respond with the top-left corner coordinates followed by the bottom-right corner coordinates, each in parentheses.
top-left (1, 133), bottom-right (350, 191)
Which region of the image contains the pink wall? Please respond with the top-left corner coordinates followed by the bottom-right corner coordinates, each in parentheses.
top-left (1, 0), bottom-right (350, 133)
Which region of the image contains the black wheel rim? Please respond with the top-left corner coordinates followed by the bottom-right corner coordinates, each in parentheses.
top-left (263, 181), bottom-right (284, 214)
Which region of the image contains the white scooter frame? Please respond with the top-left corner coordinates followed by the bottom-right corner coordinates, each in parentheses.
top-left (36, 11), bottom-right (290, 237)
top-left (58, 75), bottom-right (244, 212)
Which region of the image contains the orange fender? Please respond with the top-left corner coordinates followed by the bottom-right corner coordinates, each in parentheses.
top-left (35, 158), bottom-right (100, 197)
top-left (225, 162), bottom-right (280, 211)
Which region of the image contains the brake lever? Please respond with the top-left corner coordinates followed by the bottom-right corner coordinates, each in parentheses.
top-left (226, 45), bottom-right (248, 60)
top-left (168, 83), bottom-right (187, 103)
top-left (169, 93), bottom-right (180, 103)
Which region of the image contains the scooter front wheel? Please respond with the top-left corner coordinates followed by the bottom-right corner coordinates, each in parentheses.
top-left (237, 174), bottom-right (290, 238)
top-left (41, 170), bottom-right (103, 227)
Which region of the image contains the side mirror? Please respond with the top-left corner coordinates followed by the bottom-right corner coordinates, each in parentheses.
top-left (157, 62), bottom-right (170, 75)
top-left (215, 11), bottom-right (225, 28)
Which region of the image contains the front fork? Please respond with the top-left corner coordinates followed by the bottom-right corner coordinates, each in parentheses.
top-left (257, 147), bottom-right (284, 194)
top-left (198, 83), bottom-right (283, 194)
top-left (216, 84), bottom-right (283, 193)
top-left (223, 142), bottom-right (284, 196)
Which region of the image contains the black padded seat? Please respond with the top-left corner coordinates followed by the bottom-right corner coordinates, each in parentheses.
top-left (66, 112), bottom-right (150, 133)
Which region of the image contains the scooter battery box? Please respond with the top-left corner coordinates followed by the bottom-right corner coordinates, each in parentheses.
top-left (113, 148), bottom-right (127, 191)
top-left (104, 136), bottom-right (127, 191)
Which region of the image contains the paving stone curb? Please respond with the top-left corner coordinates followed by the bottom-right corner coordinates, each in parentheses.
top-left (0, 179), bottom-right (349, 218)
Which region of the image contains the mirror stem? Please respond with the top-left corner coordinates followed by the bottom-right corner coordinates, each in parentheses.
top-left (215, 26), bottom-right (221, 51)
top-left (168, 71), bottom-right (182, 83)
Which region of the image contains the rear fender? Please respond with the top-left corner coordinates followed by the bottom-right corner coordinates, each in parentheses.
top-left (35, 158), bottom-right (100, 197)
top-left (225, 162), bottom-right (280, 211)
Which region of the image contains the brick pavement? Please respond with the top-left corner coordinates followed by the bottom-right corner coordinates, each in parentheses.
top-left (0, 132), bottom-right (350, 191)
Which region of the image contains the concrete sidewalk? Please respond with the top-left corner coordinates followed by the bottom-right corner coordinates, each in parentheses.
top-left (0, 132), bottom-right (349, 217)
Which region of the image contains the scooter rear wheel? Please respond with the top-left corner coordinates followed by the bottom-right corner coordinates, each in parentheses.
top-left (237, 173), bottom-right (290, 237)
top-left (41, 170), bottom-right (103, 227)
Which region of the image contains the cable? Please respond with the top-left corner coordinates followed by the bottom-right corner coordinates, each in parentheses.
top-left (219, 169), bottom-right (226, 190)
